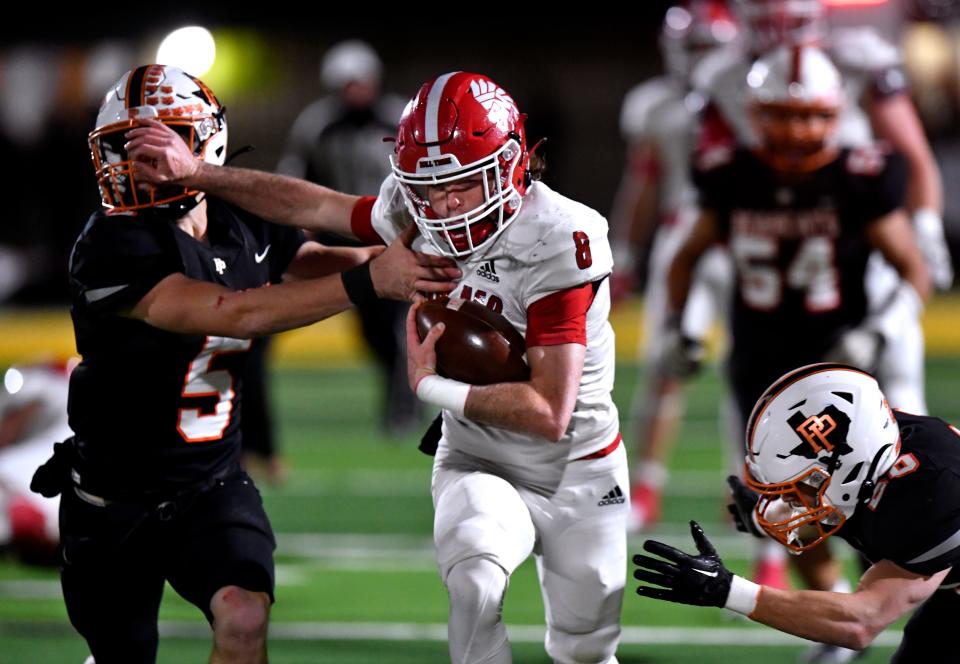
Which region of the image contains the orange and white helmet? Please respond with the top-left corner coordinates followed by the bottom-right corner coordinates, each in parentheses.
top-left (744, 363), bottom-right (900, 552)
top-left (88, 64), bottom-right (227, 216)
top-left (390, 72), bottom-right (529, 258)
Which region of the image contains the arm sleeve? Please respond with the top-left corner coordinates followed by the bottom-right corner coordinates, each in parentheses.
top-left (350, 196), bottom-right (383, 245)
top-left (525, 282), bottom-right (597, 348)
top-left (69, 214), bottom-right (181, 316)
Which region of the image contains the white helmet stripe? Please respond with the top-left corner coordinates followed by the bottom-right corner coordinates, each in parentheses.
top-left (424, 71), bottom-right (459, 157)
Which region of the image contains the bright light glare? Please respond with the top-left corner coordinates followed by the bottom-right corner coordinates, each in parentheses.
top-left (157, 26), bottom-right (216, 76)
top-left (4, 368), bottom-right (23, 396)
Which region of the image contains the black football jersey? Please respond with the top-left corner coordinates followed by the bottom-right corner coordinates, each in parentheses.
top-left (67, 198), bottom-right (305, 495)
top-left (838, 412), bottom-right (960, 585)
top-left (694, 146), bottom-right (907, 404)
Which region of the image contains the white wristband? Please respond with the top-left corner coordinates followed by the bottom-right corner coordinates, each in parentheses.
top-left (415, 374), bottom-right (470, 418)
top-left (724, 574), bottom-right (761, 616)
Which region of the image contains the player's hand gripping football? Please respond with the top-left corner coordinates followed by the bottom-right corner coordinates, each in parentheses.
top-left (634, 521), bottom-right (734, 607)
top-left (726, 476), bottom-right (765, 538)
top-left (125, 118), bottom-right (202, 186)
top-left (406, 302), bottom-right (445, 393)
top-left (370, 224), bottom-right (461, 302)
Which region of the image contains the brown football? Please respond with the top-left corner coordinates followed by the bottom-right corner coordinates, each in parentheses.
top-left (415, 298), bottom-right (530, 385)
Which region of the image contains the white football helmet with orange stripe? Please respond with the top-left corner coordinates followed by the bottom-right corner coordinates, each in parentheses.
top-left (89, 64), bottom-right (227, 216)
top-left (390, 72), bottom-right (530, 258)
top-left (744, 363), bottom-right (900, 552)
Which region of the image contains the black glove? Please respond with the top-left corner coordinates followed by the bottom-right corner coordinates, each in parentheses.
top-left (30, 438), bottom-right (76, 498)
top-left (726, 475), bottom-right (764, 538)
top-left (634, 521), bottom-right (733, 607)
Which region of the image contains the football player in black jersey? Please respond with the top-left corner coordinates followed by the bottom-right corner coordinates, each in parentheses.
top-left (34, 65), bottom-right (459, 664)
top-left (665, 44), bottom-right (932, 660)
top-left (670, 44), bottom-right (931, 429)
top-left (634, 363), bottom-right (960, 662)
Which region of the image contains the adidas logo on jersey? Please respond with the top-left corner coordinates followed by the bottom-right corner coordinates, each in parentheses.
top-left (598, 485), bottom-right (626, 507)
top-left (476, 260), bottom-right (499, 283)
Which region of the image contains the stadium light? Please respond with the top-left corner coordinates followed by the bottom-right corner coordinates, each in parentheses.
top-left (156, 26), bottom-right (216, 77)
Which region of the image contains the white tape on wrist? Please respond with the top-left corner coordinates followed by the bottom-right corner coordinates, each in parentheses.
top-left (724, 574), bottom-right (761, 616)
top-left (415, 374), bottom-right (470, 417)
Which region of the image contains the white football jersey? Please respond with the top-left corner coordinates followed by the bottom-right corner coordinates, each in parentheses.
top-left (619, 76), bottom-right (702, 216)
top-left (370, 177), bottom-right (619, 473)
top-left (693, 27), bottom-right (903, 148)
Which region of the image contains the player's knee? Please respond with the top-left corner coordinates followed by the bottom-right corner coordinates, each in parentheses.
top-left (546, 622), bottom-right (620, 664)
top-left (211, 585), bottom-right (270, 646)
top-left (446, 557), bottom-right (507, 624)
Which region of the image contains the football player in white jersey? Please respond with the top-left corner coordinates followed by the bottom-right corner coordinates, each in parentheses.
top-left (0, 363), bottom-right (72, 564)
top-left (611, 1), bottom-right (740, 532)
top-left (128, 71), bottom-right (626, 664)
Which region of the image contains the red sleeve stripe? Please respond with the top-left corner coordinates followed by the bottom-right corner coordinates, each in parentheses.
top-left (525, 281), bottom-right (597, 348)
top-left (350, 196), bottom-right (384, 245)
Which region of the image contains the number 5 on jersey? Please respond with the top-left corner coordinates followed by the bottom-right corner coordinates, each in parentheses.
top-left (177, 336), bottom-right (252, 442)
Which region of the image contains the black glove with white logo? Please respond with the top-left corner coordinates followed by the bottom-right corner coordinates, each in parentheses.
top-left (726, 475), bottom-right (765, 538)
top-left (634, 521), bottom-right (733, 607)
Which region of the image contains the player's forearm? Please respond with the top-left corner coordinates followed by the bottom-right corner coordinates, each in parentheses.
top-left (190, 162), bottom-right (360, 236)
top-left (464, 382), bottom-right (573, 442)
top-left (749, 588), bottom-right (885, 650)
top-left (284, 244), bottom-right (380, 281)
top-left (136, 273), bottom-right (354, 338)
top-left (870, 94), bottom-right (943, 214)
top-left (210, 276), bottom-right (355, 337)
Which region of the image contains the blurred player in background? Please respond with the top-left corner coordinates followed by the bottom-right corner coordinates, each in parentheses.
top-left (671, 45), bottom-right (931, 663)
top-left (130, 70), bottom-right (627, 664)
top-left (610, 0), bottom-right (740, 532)
top-left (692, 3), bottom-right (948, 660)
top-left (40, 64), bottom-right (457, 664)
top-left (696, 0), bottom-right (949, 411)
top-left (278, 40), bottom-right (420, 437)
top-left (635, 364), bottom-right (960, 664)
top-left (0, 362), bottom-right (72, 565)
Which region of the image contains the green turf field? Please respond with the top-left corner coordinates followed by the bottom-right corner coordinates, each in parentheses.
top-left (4, 357), bottom-right (959, 663)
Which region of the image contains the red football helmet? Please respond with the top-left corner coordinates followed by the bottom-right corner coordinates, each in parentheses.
top-left (734, 0), bottom-right (827, 54)
top-left (88, 64), bottom-right (227, 216)
top-left (390, 72), bottom-right (529, 258)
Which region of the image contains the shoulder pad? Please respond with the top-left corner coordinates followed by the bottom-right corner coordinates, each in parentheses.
top-left (695, 145), bottom-right (735, 172)
top-left (845, 145), bottom-right (890, 177)
top-left (620, 78), bottom-right (676, 140)
top-left (370, 175), bottom-right (413, 245)
top-left (829, 27), bottom-right (902, 73)
top-left (500, 184), bottom-right (612, 305)
top-left (691, 46), bottom-right (747, 96)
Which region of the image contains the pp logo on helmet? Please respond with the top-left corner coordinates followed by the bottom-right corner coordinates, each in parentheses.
top-left (469, 79), bottom-right (516, 132)
top-left (779, 404), bottom-right (854, 460)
